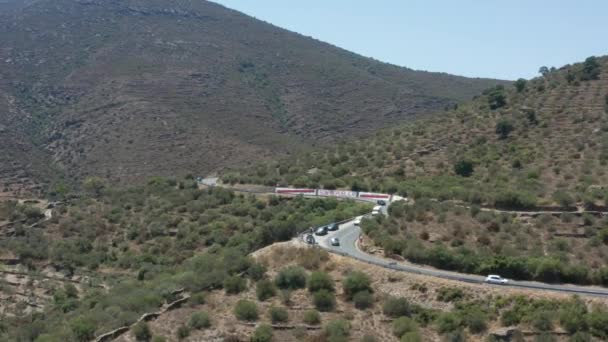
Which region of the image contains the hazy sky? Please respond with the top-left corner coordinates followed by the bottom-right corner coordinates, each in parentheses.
top-left (214, 0), bottom-right (607, 80)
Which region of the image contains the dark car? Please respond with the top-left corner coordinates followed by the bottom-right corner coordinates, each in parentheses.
top-left (330, 237), bottom-right (340, 246)
top-left (305, 234), bottom-right (316, 245)
top-left (377, 200), bottom-right (387, 206)
top-left (315, 226), bottom-right (328, 236)
top-left (327, 223), bottom-right (339, 231)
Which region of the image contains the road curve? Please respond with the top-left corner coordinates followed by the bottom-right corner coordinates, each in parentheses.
top-left (315, 218), bottom-right (608, 297)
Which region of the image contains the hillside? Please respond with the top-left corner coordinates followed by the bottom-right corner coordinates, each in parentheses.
top-left (0, 0), bottom-right (505, 193)
top-left (228, 56), bottom-right (608, 209)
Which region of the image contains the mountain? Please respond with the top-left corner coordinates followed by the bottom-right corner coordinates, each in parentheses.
top-left (0, 0), bottom-right (506, 193)
top-left (229, 56), bottom-right (608, 209)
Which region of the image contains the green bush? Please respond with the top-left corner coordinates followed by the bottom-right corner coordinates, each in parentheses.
top-left (152, 336), bottom-right (167, 342)
top-left (224, 276), bottom-right (247, 294)
top-left (400, 331), bottom-right (422, 342)
top-left (514, 78), bottom-right (527, 92)
top-left (353, 290), bottom-right (374, 309)
top-left (70, 317), bottom-right (96, 342)
top-left (313, 289), bottom-right (336, 312)
top-left (176, 325), bottom-right (190, 340)
top-left (303, 310), bottom-right (321, 325)
top-left (436, 312), bottom-right (462, 334)
top-left (436, 287), bottom-right (465, 302)
top-left (392, 317), bottom-right (418, 338)
top-left (454, 160), bottom-right (474, 177)
top-left (251, 324), bottom-right (273, 342)
top-left (234, 299), bottom-right (258, 321)
top-left (495, 120), bottom-right (514, 139)
top-left (132, 322), bottom-right (152, 341)
top-left (343, 271), bottom-right (372, 300)
top-left (269, 306), bottom-right (289, 323)
top-left (307, 271), bottom-right (335, 293)
top-left (382, 297), bottom-right (412, 318)
top-left (189, 311), bottom-right (211, 329)
top-left (256, 279), bottom-right (277, 301)
top-left (324, 319), bottom-right (350, 342)
top-left (532, 311), bottom-right (553, 331)
top-left (275, 266), bottom-right (308, 290)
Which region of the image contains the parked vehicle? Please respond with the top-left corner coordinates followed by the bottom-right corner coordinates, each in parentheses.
top-left (327, 223), bottom-right (339, 231)
top-left (373, 205), bottom-right (382, 212)
top-left (305, 234), bottom-right (316, 245)
top-left (353, 216), bottom-right (362, 226)
top-left (371, 209), bottom-right (380, 216)
top-left (484, 275), bottom-right (508, 284)
top-left (377, 200), bottom-right (387, 206)
top-left (330, 237), bottom-right (340, 246)
top-left (315, 226), bottom-right (328, 236)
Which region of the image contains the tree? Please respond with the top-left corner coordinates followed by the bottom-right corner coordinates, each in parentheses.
top-left (454, 160), bottom-right (474, 177)
top-left (382, 297), bottom-right (412, 318)
top-left (581, 56), bottom-right (601, 81)
top-left (234, 300), bottom-right (258, 321)
top-left (495, 120), bottom-right (514, 139)
top-left (392, 317), bottom-right (418, 338)
top-left (269, 306), bottom-right (289, 323)
top-left (82, 177), bottom-right (106, 197)
top-left (324, 320), bottom-right (351, 341)
top-left (514, 78), bottom-right (527, 92)
top-left (132, 322), bottom-right (152, 341)
top-left (275, 266), bottom-right (307, 290)
top-left (353, 290), bottom-right (374, 309)
top-left (342, 271), bottom-right (372, 300)
top-left (70, 317), bottom-right (96, 342)
top-left (223, 275), bottom-right (247, 294)
top-left (251, 324), bottom-right (273, 342)
top-left (189, 311), bottom-right (211, 330)
top-left (303, 310), bottom-right (321, 325)
top-left (307, 271), bottom-right (335, 293)
top-left (256, 279), bottom-right (277, 301)
top-left (486, 86), bottom-right (507, 109)
top-left (313, 289), bottom-right (336, 312)
top-left (539, 66), bottom-right (549, 76)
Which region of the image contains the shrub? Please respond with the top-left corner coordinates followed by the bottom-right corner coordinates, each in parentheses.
top-left (454, 160), bottom-right (474, 177)
top-left (189, 311), bottom-right (211, 329)
top-left (400, 331), bottom-right (422, 342)
top-left (436, 312), bottom-right (462, 334)
top-left (248, 262), bottom-right (267, 281)
top-left (382, 297), bottom-right (412, 318)
top-left (495, 120), bottom-right (514, 139)
top-left (303, 310), bottom-right (321, 325)
top-left (486, 85), bottom-right (507, 109)
top-left (152, 336), bottom-right (167, 342)
top-left (353, 290), bottom-right (374, 310)
top-left (275, 266), bottom-right (307, 290)
top-left (256, 279), bottom-right (277, 301)
top-left (313, 289), bottom-right (336, 312)
top-left (343, 271), bottom-right (372, 300)
top-left (436, 287), bottom-right (465, 302)
top-left (361, 334), bottom-right (377, 342)
top-left (234, 299), bottom-right (258, 321)
top-left (514, 78), bottom-right (527, 92)
top-left (224, 276), bottom-right (247, 294)
top-left (189, 292), bottom-right (206, 305)
top-left (307, 271), bottom-right (335, 293)
top-left (132, 322), bottom-right (152, 341)
top-left (269, 306), bottom-right (289, 323)
top-left (392, 317), bottom-right (418, 338)
top-left (532, 311), bottom-right (553, 331)
top-left (70, 317), bottom-right (96, 342)
top-left (324, 319), bottom-right (350, 341)
top-left (462, 308), bottom-right (487, 334)
top-left (251, 324), bottom-right (273, 342)
top-left (176, 325), bottom-right (190, 340)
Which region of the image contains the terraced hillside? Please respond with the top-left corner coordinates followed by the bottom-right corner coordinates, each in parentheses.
top-left (0, 0), bottom-right (506, 193)
top-left (229, 56), bottom-right (608, 209)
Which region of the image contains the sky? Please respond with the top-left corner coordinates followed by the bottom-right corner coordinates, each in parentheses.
top-left (214, 0), bottom-right (608, 80)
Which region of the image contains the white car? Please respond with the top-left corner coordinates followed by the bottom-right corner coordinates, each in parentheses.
top-left (353, 216), bottom-right (362, 226)
top-left (484, 275), bottom-right (508, 284)
top-left (330, 237), bottom-right (340, 246)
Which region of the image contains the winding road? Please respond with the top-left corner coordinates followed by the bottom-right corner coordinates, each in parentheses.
top-left (314, 216), bottom-right (608, 297)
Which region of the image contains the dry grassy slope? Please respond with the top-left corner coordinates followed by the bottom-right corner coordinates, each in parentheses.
top-left (0, 0), bottom-right (506, 188)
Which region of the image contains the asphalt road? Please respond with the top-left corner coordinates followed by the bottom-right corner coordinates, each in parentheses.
top-left (314, 216), bottom-right (608, 297)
